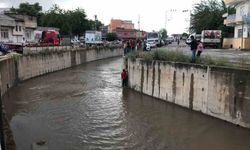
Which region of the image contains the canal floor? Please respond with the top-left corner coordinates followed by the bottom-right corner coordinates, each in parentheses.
top-left (3, 57), bottom-right (250, 150)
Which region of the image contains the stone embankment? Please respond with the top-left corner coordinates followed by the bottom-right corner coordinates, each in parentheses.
top-left (127, 58), bottom-right (250, 128)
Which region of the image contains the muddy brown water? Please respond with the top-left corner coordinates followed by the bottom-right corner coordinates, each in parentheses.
top-left (3, 57), bottom-right (250, 150)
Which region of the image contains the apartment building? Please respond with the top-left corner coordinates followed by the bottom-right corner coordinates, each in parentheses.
top-left (223, 0), bottom-right (250, 49)
top-left (0, 10), bottom-right (37, 44)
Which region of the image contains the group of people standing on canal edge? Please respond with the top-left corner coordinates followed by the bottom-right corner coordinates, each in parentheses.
top-left (123, 39), bottom-right (145, 55)
top-left (121, 69), bottom-right (128, 87)
top-left (189, 35), bottom-right (204, 63)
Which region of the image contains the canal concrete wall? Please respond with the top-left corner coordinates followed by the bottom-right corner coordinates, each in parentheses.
top-left (127, 58), bottom-right (250, 128)
top-left (18, 48), bottom-right (122, 81)
top-left (0, 48), bottom-right (122, 94)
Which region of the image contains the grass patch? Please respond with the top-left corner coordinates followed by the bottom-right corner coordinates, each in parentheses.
top-left (126, 49), bottom-right (250, 69)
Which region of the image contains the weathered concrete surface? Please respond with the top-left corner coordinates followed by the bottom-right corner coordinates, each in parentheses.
top-left (0, 48), bottom-right (122, 91)
top-left (0, 58), bottom-right (18, 95)
top-left (18, 48), bottom-right (122, 81)
top-left (127, 59), bottom-right (250, 128)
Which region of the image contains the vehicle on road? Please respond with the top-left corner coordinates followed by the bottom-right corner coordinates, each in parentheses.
top-left (147, 32), bottom-right (162, 47)
top-left (85, 30), bottom-right (103, 45)
top-left (166, 36), bottom-right (175, 44)
top-left (147, 39), bottom-right (157, 48)
top-left (71, 39), bottom-right (80, 45)
top-left (201, 30), bottom-right (221, 48)
top-left (40, 30), bottom-right (61, 46)
top-left (186, 33), bottom-right (201, 44)
top-left (146, 42), bottom-right (151, 51)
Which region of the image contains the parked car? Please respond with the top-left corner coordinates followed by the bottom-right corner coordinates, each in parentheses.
top-left (165, 37), bottom-right (173, 44)
top-left (71, 39), bottom-right (80, 45)
top-left (147, 39), bottom-right (157, 48)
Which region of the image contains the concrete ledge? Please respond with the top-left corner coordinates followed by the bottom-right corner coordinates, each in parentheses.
top-left (127, 58), bottom-right (250, 128)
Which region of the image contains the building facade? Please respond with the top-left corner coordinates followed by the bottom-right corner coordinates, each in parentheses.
top-left (0, 14), bottom-right (16, 43)
top-left (108, 19), bottom-right (134, 33)
top-left (223, 0), bottom-right (250, 49)
top-left (0, 11), bottom-right (37, 44)
top-left (108, 19), bottom-right (147, 40)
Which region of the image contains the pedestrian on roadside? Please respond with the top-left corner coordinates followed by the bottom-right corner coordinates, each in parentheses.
top-left (123, 41), bottom-right (128, 56)
top-left (189, 35), bottom-right (198, 63)
top-left (143, 40), bottom-right (147, 51)
top-left (121, 69), bottom-right (128, 87)
top-left (127, 41), bottom-right (131, 53)
top-left (196, 40), bottom-right (204, 58)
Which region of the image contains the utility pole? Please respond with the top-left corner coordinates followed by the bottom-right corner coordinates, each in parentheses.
top-left (138, 15), bottom-right (140, 31)
top-left (165, 10), bottom-right (167, 31)
top-left (94, 15), bottom-right (97, 31)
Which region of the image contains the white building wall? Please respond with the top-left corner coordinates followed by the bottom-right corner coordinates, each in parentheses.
top-left (232, 1), bottom-right (250, 38)
top-left (25, 29), bottom-right (35, 42)
top-left (235, 1), bottom-right (249, 20)
top-left (234, 24), bottom-right (248, 38)
top-left (0, 26), bottom-right (14, 43)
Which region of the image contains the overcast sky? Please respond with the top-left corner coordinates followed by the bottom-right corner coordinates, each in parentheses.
top-left (0, 0), bottom-right (201, 34)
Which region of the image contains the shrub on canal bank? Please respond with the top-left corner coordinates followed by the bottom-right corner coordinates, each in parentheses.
top-left (126, 49), bottom-right (250, 69)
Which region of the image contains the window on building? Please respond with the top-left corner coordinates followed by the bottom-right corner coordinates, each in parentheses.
top-left (25, 30), bottom-right (32, 40)
top-left (19, 26), bottom-right (22, 32)
top-left (1, 29), bottom-right (9, 39)
top-left (16, 25), bottom-right (18, 32)
top-left (238, 29), bottom-right (243, 38)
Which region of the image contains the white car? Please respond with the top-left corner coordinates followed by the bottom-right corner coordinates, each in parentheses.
top-left (146, 43), bottom-right (151, 51)
top-left (147, 40), bottom-right (157, 48)
top-left (71, 39), bottom-right (80, 45)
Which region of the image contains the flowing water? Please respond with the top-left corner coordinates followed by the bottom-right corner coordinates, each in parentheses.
top-left (3, 57), bottom-right (250, 150)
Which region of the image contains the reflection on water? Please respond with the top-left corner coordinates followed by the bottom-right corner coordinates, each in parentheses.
top-left (3, 57), bottom-right (250, 150)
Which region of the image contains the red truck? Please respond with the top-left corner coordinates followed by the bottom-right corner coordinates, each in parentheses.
top-left (40, 30), bottom-right (61, 46)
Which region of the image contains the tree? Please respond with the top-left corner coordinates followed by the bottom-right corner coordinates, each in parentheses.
top-left (182, 32), bottom-right (189, 37)
top-left (86, 20), bottom-right (103, 31)
top-left (39, 5), bottom-right (67, 34)
top-left (190, 0), bottom-right (235, 37)
top-left (67, 8), bottom-right (89, 36)
top-left (11, 2), bottom-right (104, 36)
top-left (10, 2), bottom-right (42, 17)
top-left (106, 32), bottom-right (117, 41)
top-left (10, 2), bottom-right (43, 24)
top-left (159, 28), bottom-right (168, 39)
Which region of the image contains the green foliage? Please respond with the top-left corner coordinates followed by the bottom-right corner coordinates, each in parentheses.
top-left (106, 32), bottom-right (118, 41)
top-left (215, 57), bottom-right (230, 66)
top-left (39, 5), bottom-right (94, 36)
top-left (237, 56), bottom-right (250, 69)
top-left (197, 55), bottom-right (216, 65)
top-left (10, 53), bottom-right (21, 61)
top-left (10, 2), bottom-right (42, 17)
top-left (159, 28), bottom-right (168, 39)
top-left (10, 2), bottom-right (43, 24)
top-left (190, 0), bottom-right (235, 38)
top-left (126, 51), bottom-right (139, 62)
top-left (126, 50), bottom-right (250, 69)
top-left (138, 52), bottom-right (153, 62)
top-left (11, 2), bottom-right (104, 36)
top-left (182, 32), bottom-right (189, 37)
